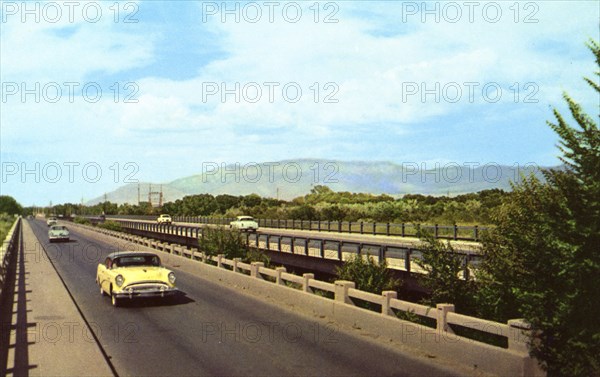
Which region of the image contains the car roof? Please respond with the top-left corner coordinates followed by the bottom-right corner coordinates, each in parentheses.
top-left (106, 251), bottom-right (159, 259)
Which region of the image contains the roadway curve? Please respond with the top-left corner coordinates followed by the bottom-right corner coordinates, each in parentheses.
top-left (28, 219), bottom-right (462, 376)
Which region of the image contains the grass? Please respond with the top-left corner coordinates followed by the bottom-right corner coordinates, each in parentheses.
top-left (0, 214), bottom-right (17, 242)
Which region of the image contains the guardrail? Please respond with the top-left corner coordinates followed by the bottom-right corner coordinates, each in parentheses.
top-left (112, 220), bottom-right (482, 277)
top-left (68, 220), bottom-right (538, 376)
top-left (0, 217), bottom-right (21, 301)
top-left (102, 215), bottom-right (488, 241)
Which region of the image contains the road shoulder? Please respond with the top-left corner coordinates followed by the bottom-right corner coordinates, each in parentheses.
top-left (4, 220), bottom-right (114, 376)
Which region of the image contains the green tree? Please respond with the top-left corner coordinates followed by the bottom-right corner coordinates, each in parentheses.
top-left (0, 195), bottom-right (22, 215)
top-left (416, 232), bottom-right (475, 313)
top-left (476, 40), bottom-right (600, 376)
top-left (289, 204), bottom-right (318, 220)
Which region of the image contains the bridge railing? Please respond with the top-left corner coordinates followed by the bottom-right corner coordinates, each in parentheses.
top-left (102, 215), bottom-right (488, 241)
top-left (0, 217), bottom-right (21, 302)
top-left (112, 220), bottom-right (481, 277)
top-left (204, 257), bottom-right (529, 355)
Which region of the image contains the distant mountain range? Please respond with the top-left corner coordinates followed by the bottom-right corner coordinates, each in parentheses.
top-left (87, 159), bottom-right (554, 205)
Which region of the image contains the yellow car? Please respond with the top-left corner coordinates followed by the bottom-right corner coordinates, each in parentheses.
top-left (97, 251), bottom-right (178, 307)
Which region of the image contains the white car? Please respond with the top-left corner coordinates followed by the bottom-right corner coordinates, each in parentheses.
top-left (230, 216), bottom-right (259, 232)
top-left (48, 225), bottom-right (70, 242)
top-left (47, 217), bottom-right (57, 226)
top-left (157, 214), bottom-right (172, 224)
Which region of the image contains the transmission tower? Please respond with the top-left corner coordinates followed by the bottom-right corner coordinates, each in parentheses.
top-left (148, 184), bottom-right (164, 208)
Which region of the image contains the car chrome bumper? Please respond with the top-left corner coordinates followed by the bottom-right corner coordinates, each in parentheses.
top-left (114, 287), bottom-right (178, 299)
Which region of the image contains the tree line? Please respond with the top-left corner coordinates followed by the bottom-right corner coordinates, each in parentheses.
top-left (42, 188), bottom-right (508, 226)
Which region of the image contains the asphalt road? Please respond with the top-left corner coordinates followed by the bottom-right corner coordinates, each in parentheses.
top-left (28, 219), bottom-right (460, 376)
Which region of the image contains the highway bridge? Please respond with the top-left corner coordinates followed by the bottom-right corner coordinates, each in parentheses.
top-left (1, 217), bottom-right (543, 376)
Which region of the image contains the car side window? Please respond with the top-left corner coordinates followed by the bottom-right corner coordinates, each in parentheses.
top-left (105, 258), bottom-right (111, 269)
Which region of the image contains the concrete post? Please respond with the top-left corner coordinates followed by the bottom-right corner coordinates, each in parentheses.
top-left (232, 258), bottom-right (241, 273)
top-left (436, 303), bottom-right (455, 333)
top-left (169, 244), bottom-right (175, 254)
top-left (381, 291), bottom-right (397, 316)
top-left (275, 267), bottom-right (286, 285)
top-left (217, 254), bottom-right (224, 268)
top-left (334, 280), bottom-right (355, 305)
top-left (302, 273), bottom-right (314, 293)
top-left (251, 262), bottom-right (265, 279)
top-left (508, 319), bottom-right (531, 354)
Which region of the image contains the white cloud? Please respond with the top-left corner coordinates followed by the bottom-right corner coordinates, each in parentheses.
top-left (1, 1), bottom-right (152, 81)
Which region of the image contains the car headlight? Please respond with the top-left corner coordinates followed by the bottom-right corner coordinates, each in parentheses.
top-left (168, 272), bottom-right (176, 284)
top-left (115, 275), bottom-right (124, 287)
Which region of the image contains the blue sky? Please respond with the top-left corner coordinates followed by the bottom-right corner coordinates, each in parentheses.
top-left (1, 1), bottom-right (599, 206)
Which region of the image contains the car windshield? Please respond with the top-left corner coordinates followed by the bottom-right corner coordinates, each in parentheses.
top-left (240, 217), bottom-right (254, 221)
top-left (114, 255), bottom-right (160, 267)
top-left (51, 226), bottom-right (67, 231)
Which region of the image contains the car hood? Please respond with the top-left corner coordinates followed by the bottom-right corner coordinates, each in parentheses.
top-left (49, 230), bottom-right (69, 235)
top-left (113, 266), bottom-right (171, 283)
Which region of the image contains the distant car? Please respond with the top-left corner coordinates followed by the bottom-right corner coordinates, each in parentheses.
top-left (97, 251), bottom-right (178, 307)
top-left (230, 216), bottom-right (259, 232)
top-left (157, 214), bottom-right (172, 224)
top-left (48, 225), bottom-right (70, 242)
top-left (47, 217), bottom-right (57, 226)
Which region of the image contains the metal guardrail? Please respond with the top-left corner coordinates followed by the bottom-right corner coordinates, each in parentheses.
top-left (112, 220), bottom-right (482, 277)
top-left (0, 217), bottom-right (21, 300)
top-left (104, 215), bottom-right (488, 241)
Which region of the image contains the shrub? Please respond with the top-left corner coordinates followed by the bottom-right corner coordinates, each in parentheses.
top-left (98, 221), bottom-right (122, 232)
top-left (197, 226), bottom-right (269, 265)
top-left (74, 217), bottom-right (91, 225)
top-left (335, 254), bottom-right (401, 307)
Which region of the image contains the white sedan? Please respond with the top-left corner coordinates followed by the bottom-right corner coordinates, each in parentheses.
top-left (48, 225), bottom-right (70, 242)
top-left (230, 216), bottom-right (259, 232)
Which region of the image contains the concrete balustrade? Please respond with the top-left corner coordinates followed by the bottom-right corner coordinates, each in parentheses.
top-left (275, 267), bottom-right (286, 285)
top-left (436, 304), bottom-right (455, 333)
top-left (232, 258), bottom-right (241, 273)
top-left (508, 319), bottom-right (532, 353)
top-left (334, 280), bottom-right (355, 304)
top-left (250, 262), bottom-right (264, 278)
top-left (381, 291), bottom-right (397, 316)
top-left (302, 273), bottom-right (314, 293)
